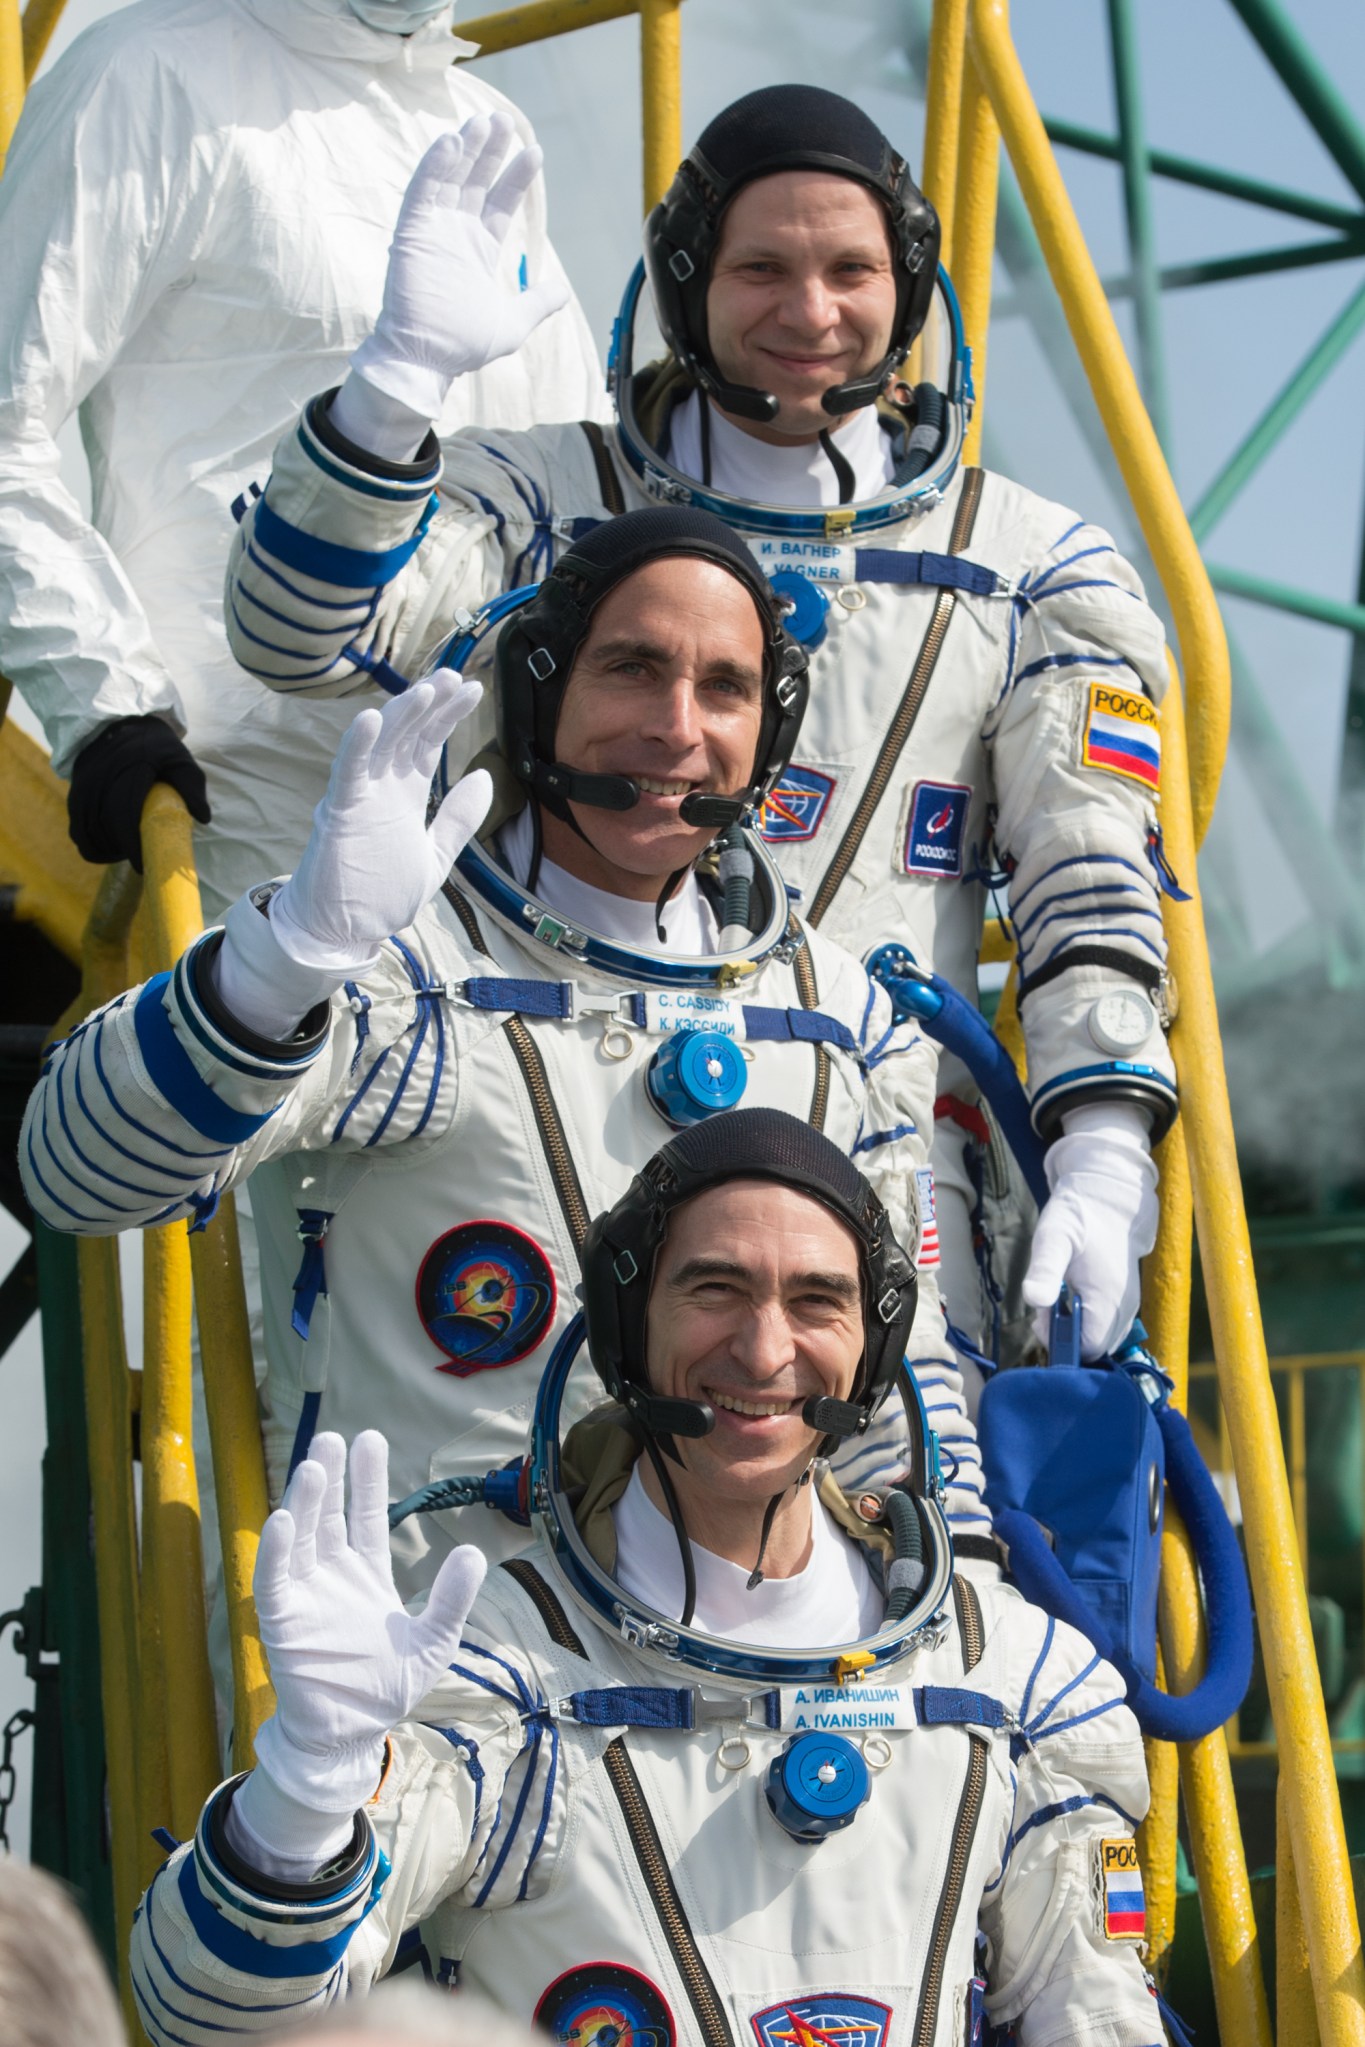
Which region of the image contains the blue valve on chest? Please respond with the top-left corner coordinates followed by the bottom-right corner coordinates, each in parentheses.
top-left (765, 1731), bottom-right (871, 1843)
top-left (646, 1029), bottom-right (748, 1127)
top-left (767, 569), bottom-right (830, 648)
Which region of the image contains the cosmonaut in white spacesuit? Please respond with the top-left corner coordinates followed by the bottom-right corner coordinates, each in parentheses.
top-left (128, 1111), bottom-right (1167, 2047)
top-left (22, 509), bottom-right (975, 1587)
top-left (223, 83), bottom-right (1178, 1379)
top-left (0, 0), bottom-right (603, 912)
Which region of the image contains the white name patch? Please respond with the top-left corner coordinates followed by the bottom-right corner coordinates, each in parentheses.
top-left (781, 1683), bottom-right (917, 1733)
top-left (752, 537), bottom-right (855, 584)
top-left (642, 992), bottom-right (747, 1039)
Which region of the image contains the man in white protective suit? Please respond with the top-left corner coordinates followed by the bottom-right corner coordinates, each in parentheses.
top-left (128, 1111), bottom-right (1169, 2047)
top-left (224, 84), bottom-right (1180, 1451)
top-left (0, 0), bottom-right (603, 913)
top-left (22, 508), bottom-right (957, 1592)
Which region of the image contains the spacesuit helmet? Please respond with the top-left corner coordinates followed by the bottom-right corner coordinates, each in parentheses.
top-left (581, 1106), bottom-right (919, 1452)
top-left (493, 503), bottom-right (809, 832)
top-left (644, 83), bottom-right (941, 424)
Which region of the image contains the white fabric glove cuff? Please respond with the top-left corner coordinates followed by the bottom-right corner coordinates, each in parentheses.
top-left (226, 1761), bottom-right (366, 1882)
top-left (1047, 1101), bottom-right (1157, 1195)
top-left (1059, 1098), bottom-right (1155, 1146)
top-left (329, 371), bottom-right (435, 464)
top-left (346, 336), bottom-right (452, 437)
top-left (253, 1706), bottom-right (387, 1812)
top-left (214, 890), bottom-right (355, 1044)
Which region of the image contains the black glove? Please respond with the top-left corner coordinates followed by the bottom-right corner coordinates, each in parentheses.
top-left (67, 715), bottom-right (211, 872)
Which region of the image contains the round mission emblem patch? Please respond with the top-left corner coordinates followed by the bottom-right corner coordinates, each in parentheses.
top-left (415, 1219), bottom-right (556, 1375)
top-left (535, 1962), bottom-right (676, 2047)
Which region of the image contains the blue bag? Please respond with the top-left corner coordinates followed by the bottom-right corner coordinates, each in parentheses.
top-left (978, 1300), bottom-right (1164, 1682)
top-left (978, 1299), bottom-right (1254, 1743)
top-left (814, 949), bottom-right (1254, 1743)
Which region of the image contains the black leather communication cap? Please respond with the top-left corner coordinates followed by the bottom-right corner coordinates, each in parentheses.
top-left (581, 1107), bottom-right (919, 1447)
top-left (644, 83), bottom-right (941, 423)
top-left (494, 505), bottom-right (809, 829)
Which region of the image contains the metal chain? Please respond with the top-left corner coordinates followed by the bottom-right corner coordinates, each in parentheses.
top-left (0, 1707), bottom-right (34, 1853)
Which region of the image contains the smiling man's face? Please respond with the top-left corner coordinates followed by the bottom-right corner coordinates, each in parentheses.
top-left (543, 554), bottom-right (766, 899)
top-left (643, 1178), bottom-right (865, 1513)
top-left (705, 169), bottom-right (898, 444)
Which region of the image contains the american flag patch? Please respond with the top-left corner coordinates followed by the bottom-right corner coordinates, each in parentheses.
top-left (1098, 1838), bottom-right (1146, 1941)
top-left (1081, 681), bottom-right (1161, 791)
top-left (916, 1168), bottom-right (940, 1270)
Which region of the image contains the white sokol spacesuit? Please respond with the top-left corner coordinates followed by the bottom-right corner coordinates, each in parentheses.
top-left (222, 85), bottom-right (1179, 1373)
top-left (0, 0), bottom-right (604, 917)
top-left (21, 522), bottom-right (986, 1585)
top-left (127, 1118), bottom-right (1164, 2047)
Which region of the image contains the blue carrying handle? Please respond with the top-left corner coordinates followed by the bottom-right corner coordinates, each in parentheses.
top-left (995, 1402), bottom-right (1253, 1743)
top-left (865, 945), bottom-right (1050, 1208)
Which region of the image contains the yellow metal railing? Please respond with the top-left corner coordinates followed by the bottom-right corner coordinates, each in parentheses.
top-left (458, 0), bottom-right (684, 212)
top-left (940, 0), bottom-right (1363, 2039)
top-left (44, 792), bottom-right (272, 2032)
top-left (1192, 1349), bottom-right (1365, 1762)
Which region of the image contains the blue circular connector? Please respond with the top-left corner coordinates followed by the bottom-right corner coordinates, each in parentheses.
top-left (765, 1731), bottom-right (871, 1843)
top-left (646, 1030), bottom-right (748, 1128)
top-left (768, 569), bottom-right (830, 648)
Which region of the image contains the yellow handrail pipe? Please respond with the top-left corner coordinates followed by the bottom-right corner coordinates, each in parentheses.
top-left (140, 786), bottom-right (276, 1765)
top-left (458, 0), bottom-right (686, 215)
top-left (1140, 1113), bottom-right (1268, 2036)
top-left (0, 0), bottom-right (22, 170)
top-left (139, 1222), bottom-right (220, 1839)
top-left (71, 862), bottom-right (149, 2036)
top-left (21, 0), bottom-right (65, 82)
top-left (921, 0), bottom-right (969, 265)
top-left (638, 0), bottom-right (681, 212)
top-left (951, 39), bottom-right (1001, 469)
top-left (1157, 674), bottom-right (1365, 2045)
top-left (964, 0), bottom-right (1231, 843)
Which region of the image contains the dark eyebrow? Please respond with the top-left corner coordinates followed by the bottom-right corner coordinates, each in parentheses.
top-left (665, 1256), bottom-right (859, 1302)
top-left (587, 635), bottom-right (762, 687)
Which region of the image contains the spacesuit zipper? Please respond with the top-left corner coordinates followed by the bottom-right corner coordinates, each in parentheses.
top-left (441, 879), bottom-right (491, 958)
top-left (806, 468), bottom-right (985, 930)
top-left (503, 1017), bottom-right (591, 1256)
top-left (789, 915), bottom-right (830, 1133)
top-left (912, 1732), bottom-right (989, 2047)
top-left (435, 880), bottom-right (591, 1257)
top-left (909, 1576), bottom-right (989, 2046)
top-left (502, 1562), bottom-right (736, 2047)
top-left (953, 1574), bottom-right (984, 1670)
top-left (602, 1739), bottom-right (736, 2047)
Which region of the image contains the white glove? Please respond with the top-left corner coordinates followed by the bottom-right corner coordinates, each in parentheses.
top-left (1021, 1100), bottom-right (1159, 1361)
top-left (229, 1432), bottom-right (486, 1878)
top-left (335, 114), bottom-right (570, 457)
top-left (213, 670), bottom-right (490, 1039)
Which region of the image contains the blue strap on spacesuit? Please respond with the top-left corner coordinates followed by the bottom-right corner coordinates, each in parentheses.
top-left (852, 549), bottom-right (1005, 597)
top-left (290, 1209), bottom-right (334, 1340)
top-left (914, 1686), bottom-right (1011, 1729)
top-left (560, 1688), bottom-right (699, 1729)
top-left (444, 977), bottom-right (859, 1055)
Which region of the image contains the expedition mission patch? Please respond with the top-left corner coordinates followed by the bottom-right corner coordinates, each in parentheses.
top-left (415, 1218), bottom-right (556, 1375)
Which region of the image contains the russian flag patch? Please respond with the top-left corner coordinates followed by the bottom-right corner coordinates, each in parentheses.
top-left (1098, 1838), bottom-right (1146, 1942)
top-left (1081, 682), bottom-right (1161, 791)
